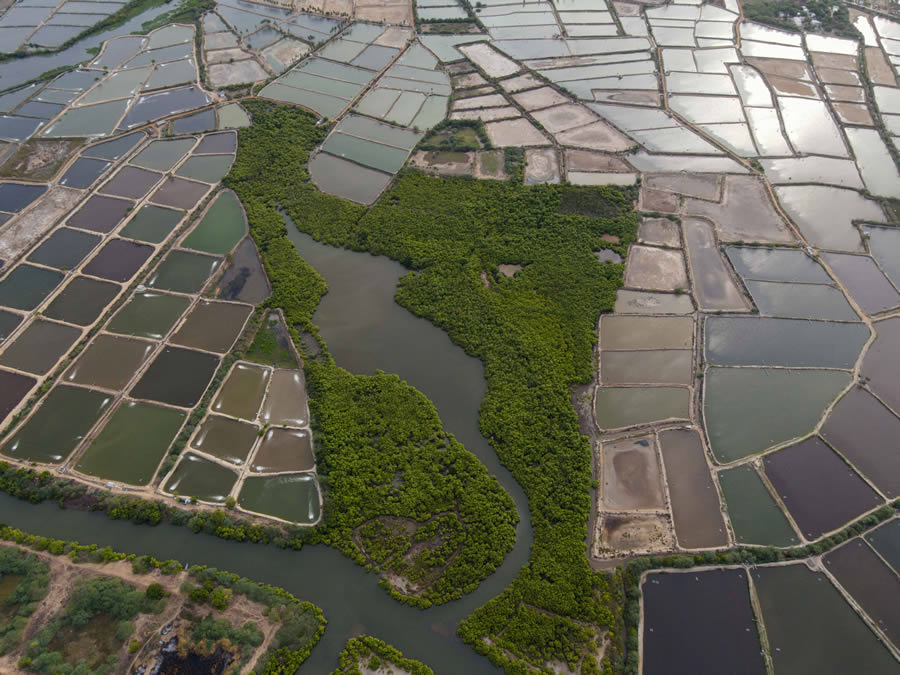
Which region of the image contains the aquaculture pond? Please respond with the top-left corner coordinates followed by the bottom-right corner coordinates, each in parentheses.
top-left (43, 275), bottom-right (119, 326)
top-left (146, 250), bottom-right (221, 294)
top-left (27, 227), bottom-right (101, 270)
top-left (75, 401), bottom-right (185, 485)
top-left (180, 190), bottom-right (245, 255)
top-left (118, 204), bottom-right (183, 244)
top-left (210, 237), bottom-right (270, 303)
top-left (170, 299), bottom-right (251, 353)
top-left (250, 428), bottom-right (315, 473)
top-left (823, 538), bottom-right (900, 646)
top-left (866, 520), bottom-right (900, 575)
top-left (0, 264), bottom-right (63, 310)
top-left (717, 464), bottom-right (799, 547)
top-left (1, 385), bottom-right (111, 464)
top-left (211, 361), bottom-right (269, 420)
top-left (0, 318), bottom-right (81, 375)
top-left (106, 290), bottom-right (190, 339)
top-left (0, 219), bottom-right (534, 673)
top-left (65, 334), bottom-right (154, 391)
top-left (642, 569), bottom-right (764, 675)
top-left (163, 452), bottom-right (237, 503)
top-left (657, 429), bottom-right (727, 549)
top-left (821, 387), bottom-right (900, 498)
top-left (190, 415), bottom-right (258, 465)
top-left (763, 436), bottom-right (882, 539)
top-left (260, 368), bottom-right (308, 427)
top-left (0, 369), bottom-right (36, 420)
top-left (129, 346), bottom-right (219, 408)
top-left (81, 239), bottom-right (154, 282)
top-left (703, 367), bottom-right (851, 463)
top-left (594, 386), bottom-right (690, 429)
top-left (66, 194), bottom-right (133, 233)
top-left (238, 473), bottom-right (320, 523)
top-left (752, 564), bottom-right (898, 673)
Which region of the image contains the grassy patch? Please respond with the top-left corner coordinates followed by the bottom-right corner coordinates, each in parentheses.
top-left (246, 311), bottom-right (298, 368)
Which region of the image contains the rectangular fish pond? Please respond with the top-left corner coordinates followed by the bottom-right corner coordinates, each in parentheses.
top-left (260, 368), bottom-right (308, 426)
top-left (717, 464), bottom-right (799, 547)
top-left (1, 384), bottom-right (111, 464)
top-left (189, 414), bottom-right (259, 465)
top-left (238, 473), bottom-right (321, 524)
top-left (211, 361), bottom-right (269, 420)
top-left (249, 428), bottom-right (314, 473)
top-left (75, 400), bottom-right (185, 485)
top-left (146, 250), bottom-right (221, 294)
top-left (106, 290), bottom-right (189, 339)
top-left (65, 334), bottom-right (155, 391)
top-left (642, 569), bottom-right (765, 675)
top-left (129, 345), bottom-right (219, 408)
top-left (180, 190), bottom-right (246, 255)
top-left (118, 204), bottom-right (183, 244)
top-left (170, 299), bottom-right (252, 354)
top-left (162, 452), bottom-right (237, 503)
top-left (0, 318), bottom-right (81, 375)
top-left (0, 264), bottom-right (63, 311)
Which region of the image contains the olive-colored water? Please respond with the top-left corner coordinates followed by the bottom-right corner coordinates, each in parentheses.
top-left (239, 473), bottom-right (320, 523)
top-left (43, 276), bottom-right (120, 326)
top-left (65, 334), bottom-right (154, 391)
top-left (212, 362), bottom-right (269, 420)
top-left (119, 204), bottom-right (183, 244)
top-left (752, 564), bottom-right (898, 673)
top-left (0, 223), bottom-right (533, 673)
top-left (0, 318), bottom-right (81, 375)
top-left (717, 464), bottom-right (799, 546)
top-left (260, 368), bottom-right (308, 427)
top-left (1, 385), bottom-right (111, 464)
top-left (190, 415), bottom-right (258, 465)
top-left (704, 367), bottom-right (851, 463)
top-left (250, 427), bottom-right (314, 473)
top-left (106, 290), bottom-right (190, 339)
top-left (180, 190), bottom-right (246, 255)
top-left (130, 346), bottom-right (219, 408)
top-left (594, 386), bottom-right (690, 429)
top-left (27, 227), bottom-right (101, 270)
top-left (147, 250), bottom-right (221, 294)
top-left (170, 299), bottom-right (251, 353)
top-left (163, 452), bottom-right (237, 502)
top-left (76, 400), bottom-right (185, 485)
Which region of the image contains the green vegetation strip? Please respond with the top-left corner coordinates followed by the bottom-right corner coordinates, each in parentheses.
top-left (333, 635), bottom-right (433, 675)
top-left (225, 100), bottom-right (518, 608)
top-left (226, 100), bottom-right (637, 671)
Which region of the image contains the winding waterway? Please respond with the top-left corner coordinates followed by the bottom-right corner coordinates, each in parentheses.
top-left (0, 216), bottom-right (533, 672)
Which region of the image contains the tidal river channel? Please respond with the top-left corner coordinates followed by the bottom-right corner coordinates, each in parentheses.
top-left (0, 216), bottom-right (534, 672)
